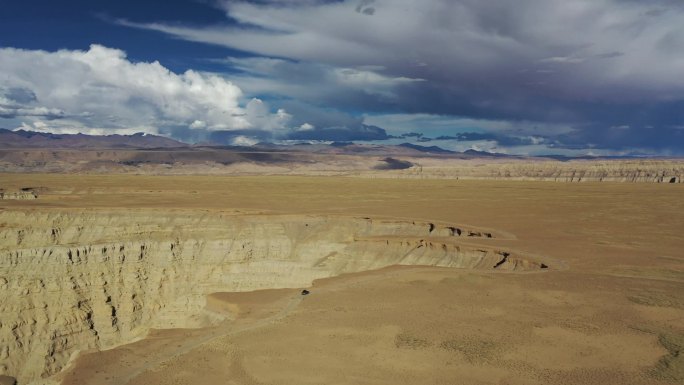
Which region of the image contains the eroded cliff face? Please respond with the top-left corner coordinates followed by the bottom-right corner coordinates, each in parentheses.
top-left (0, 211), bottom-right (547, 384)
top-left (387, 160), bottom-right (684, 182)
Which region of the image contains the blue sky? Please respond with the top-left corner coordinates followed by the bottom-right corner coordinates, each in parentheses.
top-left (1, 0), bottom-right (683, 155)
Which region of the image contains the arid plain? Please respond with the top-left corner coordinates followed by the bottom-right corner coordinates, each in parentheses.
top-left (1, 173), bottom-right (683, 385)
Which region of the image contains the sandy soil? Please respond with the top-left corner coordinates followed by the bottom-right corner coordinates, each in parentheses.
top-left (1, 174), bottom-right (683, 384)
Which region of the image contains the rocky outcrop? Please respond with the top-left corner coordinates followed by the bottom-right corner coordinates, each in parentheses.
top-left (0, 210), bottom-right (548, 384)
top-left (0, 189), bottom-right (38, 200)
top-left (388, 160), bottom-right (684, 183)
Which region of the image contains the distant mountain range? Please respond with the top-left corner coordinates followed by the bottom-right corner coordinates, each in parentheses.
top-left (0, 129), bottom-right (187, 149)
top-left (0, 129), bottom-right (667, 161)
top-left (398, 142), bottom-right (456, 154)
top-left (0, 129), bottom-right (488, 157)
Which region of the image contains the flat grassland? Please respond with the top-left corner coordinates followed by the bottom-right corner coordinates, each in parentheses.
top-left (2, 174), bottom-right (683, 385)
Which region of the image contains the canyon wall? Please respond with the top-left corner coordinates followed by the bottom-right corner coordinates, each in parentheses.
top-left (0, 210), bottom-right (547, 384)
top-left (381, 160), bottom-right (684, 183)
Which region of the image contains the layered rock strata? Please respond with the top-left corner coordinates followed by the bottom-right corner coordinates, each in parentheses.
top-left (0, 211), bottom-right (548, 384)
top-left (387, 160), bottom-right (684, 182)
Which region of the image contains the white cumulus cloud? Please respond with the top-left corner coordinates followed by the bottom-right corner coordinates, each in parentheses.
top-left (0, 45), bottom-right (290, 138)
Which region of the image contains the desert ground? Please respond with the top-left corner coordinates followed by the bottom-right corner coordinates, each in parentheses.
top-left (1, 173), bottom-right (683, 385)
top-left (1, 147), bottom-right (682, 183)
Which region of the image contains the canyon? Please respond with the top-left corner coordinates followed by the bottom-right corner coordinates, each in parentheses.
top-left (0, 210), bottom-right (547, 384)
top-left (0, 173), bottom-right (682, 385)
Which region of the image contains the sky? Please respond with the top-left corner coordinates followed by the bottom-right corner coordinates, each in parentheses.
top-left (1, 0), bottom-right (683, 155)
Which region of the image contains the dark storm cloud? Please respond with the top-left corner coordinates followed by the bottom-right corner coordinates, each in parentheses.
top-left (277, 99), bottom-right (368, 131)
top-left (0, 87), bottom-right (65, 120)
top-left (221, 56), bottom-right (421, 114)
top-left (0, 87), bottom-right (66, 120)
top-left (553, 124), bottom-right (684, 154)
top-left (3, 87), bottom-right (37, 104)
top-left (355, 0), bottom-right (376, 15)
top-left (122, 0), bottom-right (684, 153)
top-left (400, 132), bottom-right (424, 138)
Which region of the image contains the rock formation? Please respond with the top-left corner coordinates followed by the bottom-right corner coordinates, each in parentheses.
top-left (0, 210), bottom-right (547, 384)
top-left (0, 189), bottom-right (38, 200)
top-left (386, 159), bottom-right (684, 182)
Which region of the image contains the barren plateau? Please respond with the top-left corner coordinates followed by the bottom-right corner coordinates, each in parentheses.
top-left (0, 173), bottom-right (682, 385)
top-left (1, 147), bottom-right (683, 183)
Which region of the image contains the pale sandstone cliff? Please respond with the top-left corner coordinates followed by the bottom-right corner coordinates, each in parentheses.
top-left (0, 210), bottom-right (548, 384)
top-left (375, 159), bottom-right (684, 182)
